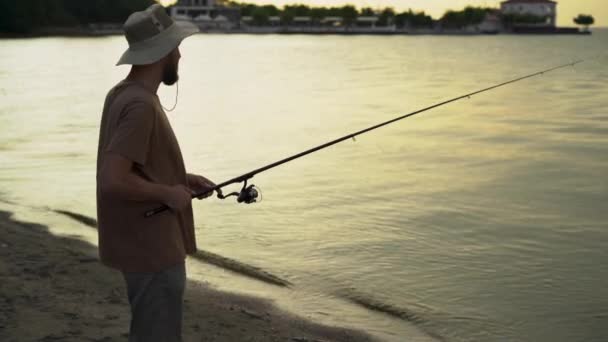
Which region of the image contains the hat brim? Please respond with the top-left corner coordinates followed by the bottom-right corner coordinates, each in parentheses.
top-left (116, 21), bottom-right (199, 66)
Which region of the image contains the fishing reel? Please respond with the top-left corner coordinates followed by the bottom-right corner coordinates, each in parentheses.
top-left (216, 178), bottom-right (261, 204)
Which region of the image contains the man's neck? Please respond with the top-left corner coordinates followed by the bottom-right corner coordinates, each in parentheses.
top-left (126, 66), bottom-right (162, 94)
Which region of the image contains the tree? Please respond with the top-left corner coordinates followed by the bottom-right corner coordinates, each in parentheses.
top-left (251, 7), bottom-right (269, 26)
top-left (0, 0), bottom-right (154, 33)
top-left (441, 10), bottom-right (466, 29)
top-left (339, 5), bottom-right (358, 27)
top-left (462, 6), bottom-right (487, 25)
top-left (280, 7), bottom-right (295, 25)
top-left (239, 4), bottom-right (259, 17)
top-left (394, 9), bottom-right (433, 29)
top-left (286, 4), bottom-right (311, 17)
top-left (574, 14), bottom-right (594, 32)
top-left (378, 7), bottom-right (395, 26)
top-left (360, 7), bottom-right (374, 17)
top-left (441, 6), bottom-right (489, 29)
top-left (261, 4), bottom-right (279, 16)
top-left (410, 11), bottom-right (433, 28)
top-left (310, 7), bottom-right (328, 24)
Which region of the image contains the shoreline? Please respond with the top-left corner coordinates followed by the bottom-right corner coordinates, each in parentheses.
top-left (0, 27), bottom-right (593, 39)
top-left (0, 209), bottom-right (377, 341)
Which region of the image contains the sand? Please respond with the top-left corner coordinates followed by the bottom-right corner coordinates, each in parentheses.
top-left (0, 210), bottom-right (377, 342)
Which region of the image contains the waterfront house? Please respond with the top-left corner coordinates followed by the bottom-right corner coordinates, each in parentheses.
top-left (171, 0), bottom-right (217, 20)
top-left (170, 0), bottom-right (240, 29)
top-left (293, 17), bottom-right (313, 27)
top-left (269, 16), bottom-right (281, 26)
top-left (478, 11), bottom-right (503, 33)
top-left (356, 17), bottom-right (379, 28)
top-left (241, 16), bottom-right (281, 26)
top-left (500, 0), bottom-right (557, 27)
top-left (321, 17), bottom-right (343, 27)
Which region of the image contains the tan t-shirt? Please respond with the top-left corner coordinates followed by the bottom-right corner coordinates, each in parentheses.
top-left (96, 79), bottom-right (196, 273)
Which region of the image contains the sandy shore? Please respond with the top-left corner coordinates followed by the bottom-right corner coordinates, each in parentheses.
top-left (0, 209), bottom-right (377, 342)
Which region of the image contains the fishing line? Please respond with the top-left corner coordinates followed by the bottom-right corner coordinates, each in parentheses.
top-left (145, 60), bottom-right (584, 217)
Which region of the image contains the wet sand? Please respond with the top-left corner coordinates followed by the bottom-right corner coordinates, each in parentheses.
top-left (0, 210), bottom-right (376, 342)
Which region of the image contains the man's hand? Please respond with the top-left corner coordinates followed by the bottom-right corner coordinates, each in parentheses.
top-left (186, 173), bottom-right (217, 200)
top-left (165, 185), bottom-right (194, 211)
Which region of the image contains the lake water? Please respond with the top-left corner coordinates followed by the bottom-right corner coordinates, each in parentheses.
top-left (1, 30), bottom-right (607, 341)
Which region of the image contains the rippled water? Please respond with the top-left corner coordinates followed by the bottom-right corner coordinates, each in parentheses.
top-left (1, 30), bottom-right (607, 341)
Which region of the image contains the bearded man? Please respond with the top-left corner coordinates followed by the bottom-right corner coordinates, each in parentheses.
top-left (96, 4), bottom-right (214, 341)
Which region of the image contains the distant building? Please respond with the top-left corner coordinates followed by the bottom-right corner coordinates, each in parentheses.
top-left (478, 11), bottom-right (502, 33)
top-left (500, 0), bottom-right (557, 27)
top-left (171, 0), bottom-right (217, 20)
top-left (356, 16), bottom-right (379, 28)
top-left (321, 17), bottom-right (343, 27)
top-left (293, 17), bottom-right (312, 27)
top-left (170, 0), bottom-right (240, 30)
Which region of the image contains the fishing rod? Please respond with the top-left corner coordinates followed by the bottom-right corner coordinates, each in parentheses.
top-left (145, 60), bottom-right (583, 218)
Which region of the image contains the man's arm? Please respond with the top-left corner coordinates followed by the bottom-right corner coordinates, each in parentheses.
top-left (99, 153), bottom-right (192, 210)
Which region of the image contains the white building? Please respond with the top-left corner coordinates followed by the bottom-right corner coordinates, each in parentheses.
top-left (170, 0), bottom-right (240, 30)
top-left (500, 0), bottom-right (556, 27)
top-left (356, 16), bottom-right (379, 28)
top-left (171, 0), bottom-right (217, 21)
top-left (477, 11), bottom-right (502, 33)
top-left (321, 17), bottom-right (343, 27)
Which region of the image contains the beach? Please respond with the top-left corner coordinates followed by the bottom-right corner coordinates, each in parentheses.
top-left (0, 209), bottom-right (375, 342)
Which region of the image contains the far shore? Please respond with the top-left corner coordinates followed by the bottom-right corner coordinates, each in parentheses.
top-left (0, 209), bottom-right (376, 341)
top-left (0, 26), bottom-right (595, 39)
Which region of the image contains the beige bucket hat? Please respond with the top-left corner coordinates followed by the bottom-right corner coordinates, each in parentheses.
top-left (116, 4), bottom-right (199, 66)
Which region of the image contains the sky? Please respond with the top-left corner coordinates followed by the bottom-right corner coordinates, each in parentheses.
top-left (161, 0), bottom-right (607, 26)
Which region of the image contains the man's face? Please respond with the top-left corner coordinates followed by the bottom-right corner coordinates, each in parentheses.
top-left (162, 47), bottom-right (181, 86)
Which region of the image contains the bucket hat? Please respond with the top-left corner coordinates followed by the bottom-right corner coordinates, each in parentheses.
top-left (116, 4), bottom-right (199, 66)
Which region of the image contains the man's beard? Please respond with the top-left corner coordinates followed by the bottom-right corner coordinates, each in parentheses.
top-left (162, 61), bottom-right (179, 86)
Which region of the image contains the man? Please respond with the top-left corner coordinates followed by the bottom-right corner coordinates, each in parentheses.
top-left (96, 4), bottom-right (214, 341)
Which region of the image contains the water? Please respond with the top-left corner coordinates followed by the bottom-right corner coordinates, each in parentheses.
top-left (1, 31), bottom-right (608, 341)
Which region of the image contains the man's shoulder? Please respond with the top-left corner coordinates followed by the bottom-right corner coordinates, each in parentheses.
top-left (105, 80), bottom-right (158, 113)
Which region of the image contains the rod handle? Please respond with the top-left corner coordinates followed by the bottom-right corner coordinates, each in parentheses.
top-left (144, 188), bottom-right (218, 218)
top-left (145, 204), bottom-right (170, 218)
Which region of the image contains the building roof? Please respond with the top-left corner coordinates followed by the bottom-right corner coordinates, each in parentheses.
top-left (293, 16), bottom-right (312, 22)
top-left (501, 0), bottom-right (556, 3)
top-left (176, 0), bottom-right (217, 5)
top-left (357, 16), bottom-right (379, 22)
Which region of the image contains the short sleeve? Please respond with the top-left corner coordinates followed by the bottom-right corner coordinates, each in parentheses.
top-left (105, 101), bottom-right (155, 166)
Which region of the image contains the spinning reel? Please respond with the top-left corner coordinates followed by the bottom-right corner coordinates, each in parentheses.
top-left (216, 178), bottom-right (261, 204)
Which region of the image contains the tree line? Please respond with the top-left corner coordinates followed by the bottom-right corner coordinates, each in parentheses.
top-left (229, 2), bottom-right (434, 28)
top-left (0, 0), bottom-right (155, 33)
top-left (232, 3), bottom-right (596, 31)
top-left (230, 3), bottom-right (540, 29)
top-left (0, 1), bottom-right (596, 34)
